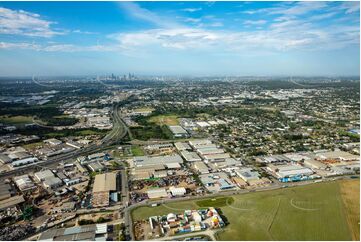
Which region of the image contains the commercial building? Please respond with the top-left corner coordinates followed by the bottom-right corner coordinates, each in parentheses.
top-left (38, 223), bottom-right (108, 241)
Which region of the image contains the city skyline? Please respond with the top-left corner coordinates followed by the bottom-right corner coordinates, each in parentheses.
top-left (0, 1), bottom-right (360, 76)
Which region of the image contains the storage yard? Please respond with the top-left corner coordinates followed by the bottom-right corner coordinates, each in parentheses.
top-left (131, 180), bottom-right (359, 241)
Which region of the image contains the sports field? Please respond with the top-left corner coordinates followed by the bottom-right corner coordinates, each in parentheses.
top-left (148, 115), bottom-right (179, 125)
top-left (131, 180), bottom-right (359, 241)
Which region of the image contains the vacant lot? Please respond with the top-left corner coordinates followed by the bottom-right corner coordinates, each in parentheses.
top-left (148, 115), bottom-right (179, 125)
top-left (339, 179), bottom-right (360, 241)
top-left (132, 180), bottom-right (359, 241)
top-left (131, 145), bottom-right (145, 156)
top-left (0, 115), bottom-right (33, 125)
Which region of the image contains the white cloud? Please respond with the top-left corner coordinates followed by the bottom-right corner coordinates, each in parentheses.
top-left (119, 2), bottom-right (180, 28)
top-left (181, 8), bottom-right (202, 13)
top-left (244, 20), bottom-right (267, 25)
top-left (0, 7), bottom-right (62, 37)
top-left (339, 1), bottom-right (360, 14)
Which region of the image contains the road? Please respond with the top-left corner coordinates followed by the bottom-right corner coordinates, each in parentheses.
top-left (0, 104), bottom-right (129, 181)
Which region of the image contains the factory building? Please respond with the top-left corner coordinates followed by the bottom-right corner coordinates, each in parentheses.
top-left (133, 154), bottom-right (183, 168)
top-left (267, 164), bottom-right (314, 179)
top-left (92, 172), bottom-right (118, 207)
top-left (38, 223), bottom-right (108, 241)
top-left (14, 175), bottom-right (37, 192)
top-left (168, 125), bottom-right (189, 138)
top-left (181, 151), bottom-right (202, 162)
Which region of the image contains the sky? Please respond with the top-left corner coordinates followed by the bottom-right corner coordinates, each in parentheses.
top-left (0, 1), bottom-right (360, 77)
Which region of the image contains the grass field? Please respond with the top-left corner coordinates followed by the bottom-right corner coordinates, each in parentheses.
top-left (148, 115), bottom-right (179, 125)
top-left (0, 115), bottom-right (33, 125)
top-left (131, 145), bottom-right (145, 156)
top-left (132, 180), bottom-right (359, 241)
top-left (339, 179), bottom-right (360, 241)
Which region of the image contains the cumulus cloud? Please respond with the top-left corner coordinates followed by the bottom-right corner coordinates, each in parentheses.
top-left (0, 7), bottom-right (62, 37)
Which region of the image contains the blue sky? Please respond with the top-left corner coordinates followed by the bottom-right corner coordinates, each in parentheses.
top-left (0, 1), bottom-right (359, 76)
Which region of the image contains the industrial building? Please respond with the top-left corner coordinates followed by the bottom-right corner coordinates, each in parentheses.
top-left (147, 188), bottom-right (168, 199)
top-left (38, 223), bottom-right (108, 241)
top-left (235, 168), bottom-right (260, 183)
top-left (34, 170), bottom-right (63, 189)
top-left (174, 142), bottom-right (191, 151)
top-left (199, 172), bottom-right (236, 193)
top-left (0, 182), bottom-right (13, 201)
top-left (267, 163), bottom-right (314, 180)
top-left (11, 157), bottom-right (38, 168)
top-left (133, 154), bottom-right (183, 168)
top-left (203, 153), bottom-right (230, 163)
top-left (192, 161), bottom-right (210, 174)
top-left (180, 151), bottom-right (202, 162)
top-left (13, 175), bottom-right (37, 192)
top-left (92, 172), bottom-right (118, 207)
top-left (168, 125), bottom-right (189, 138)
top-left (169, 186), bottom-right (186, 197)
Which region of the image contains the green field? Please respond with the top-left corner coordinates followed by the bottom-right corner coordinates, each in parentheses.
top-left (148, 114), bottom-right (179, 125)
top-left (0, 115), bottom-right (33, 125)
top-left (131, 145), bottom-right (145, 156)
top-left (131, 181), bottom-right (359, 241)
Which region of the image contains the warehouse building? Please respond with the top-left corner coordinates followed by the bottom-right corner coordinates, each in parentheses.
top-left (168, 125), bottom-right (189, 138)
top-left (267, 164), bottom-right (314, 179)
top-left (133, 154), bottom-right (183, 168)
top-left (38, 223), bottom-right (108, 241)
top-left (189, 139), bottom-right (216, 150)
top-left (174, 142), bottom-right (191, 151)
top-left (0, 195), bottom-right (25, 211)
top-left (92, 172), bottom-right (117, 207)
top-left (14, 175), bottom-right (37, 192)
top-left (34, 170), bottom-right (62, 189)
top-left (11, 157), bottom-right (38, 168)
top-left (0, 182), bottom-right (13, 201)
top-left (192, 161), bottom-right (210, 174)
top-left (147, 188), bottom-right (168, 199)
top-left (181, 151), bottom-right (202, 162)
top-left (199, 172), bottom-right (236, 193)
top-left (169, 186), bottom-right (186, 197)
top-left (235, 168), bottom-right (260, 183)
top-left (203, 153), bottom-right (230, 163)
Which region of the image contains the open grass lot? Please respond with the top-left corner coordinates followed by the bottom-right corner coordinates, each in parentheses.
top-left (339, 179), bottom-right (360, 241)
top-left (132, 180), bottom-right (359, 241)
top-left (131, 145), bottom-right (145, 156)
top-left (0, 115), bottom-right (33, 125)
top-left (148, 114), bottom-right (179, 125)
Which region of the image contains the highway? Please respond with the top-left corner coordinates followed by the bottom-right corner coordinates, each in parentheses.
top-left (0, 104), bottom-right (129, 181)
